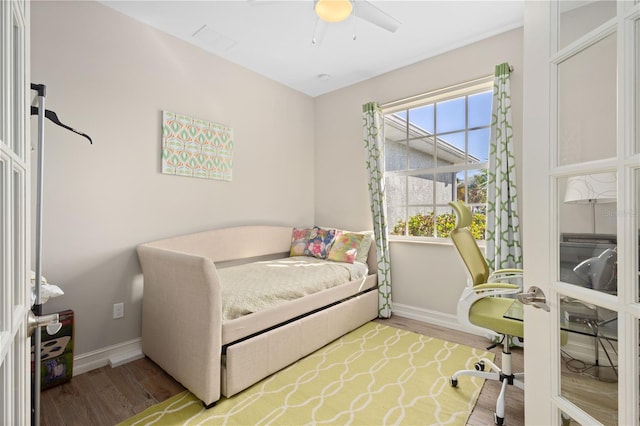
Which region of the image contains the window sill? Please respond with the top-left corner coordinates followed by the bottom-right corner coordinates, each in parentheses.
top-left (388, 235), bottom-right (487, 248)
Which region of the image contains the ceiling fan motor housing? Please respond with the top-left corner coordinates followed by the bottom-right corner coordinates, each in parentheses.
top-left (315, 0), bottom-right (353, 23)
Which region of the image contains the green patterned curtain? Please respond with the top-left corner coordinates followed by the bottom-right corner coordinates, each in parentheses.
top-left (486, 63), bottom-right (523, 270)
top-left (363, 102), bottom-right (392, 318)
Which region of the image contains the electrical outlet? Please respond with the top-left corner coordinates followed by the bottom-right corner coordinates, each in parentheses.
top-left (113, 302), bottom-right (124, 319)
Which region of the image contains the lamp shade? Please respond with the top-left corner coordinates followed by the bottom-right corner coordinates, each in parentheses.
top-left (564, 172), bottom-right (617, 204)
top-left (315, 0), bottom-right (353, 23)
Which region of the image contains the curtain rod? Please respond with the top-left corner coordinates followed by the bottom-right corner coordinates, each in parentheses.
top-left (380, 65), bottom-right (514, 110)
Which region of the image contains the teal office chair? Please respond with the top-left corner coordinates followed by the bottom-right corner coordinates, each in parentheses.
top-left (447, 201), bottom-right (524, 426)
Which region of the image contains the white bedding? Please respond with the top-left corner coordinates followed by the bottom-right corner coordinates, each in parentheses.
top-left (217, 257), bottom-right (369, 321)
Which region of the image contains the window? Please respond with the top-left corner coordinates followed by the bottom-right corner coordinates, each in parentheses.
top-left (383, 78), bottom-right (493, 240)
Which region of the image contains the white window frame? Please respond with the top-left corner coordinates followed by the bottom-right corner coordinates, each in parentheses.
top-left (382, 76), bottom-right (493, 241)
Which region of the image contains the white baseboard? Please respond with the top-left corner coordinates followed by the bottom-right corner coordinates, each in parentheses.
top-left (391, 302), bottom-right (514, 343)
top-left (562, 339), bottom-right (595, 363)
top-left (73, 338), bottom-right (144, 376)
top-left (561, 334), bottom-right (617, 367)
top-left (392, 302), bottom-right (493, 338)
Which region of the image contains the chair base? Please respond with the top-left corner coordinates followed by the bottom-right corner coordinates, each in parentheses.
top-left (450, 335), bottom-right (523, 425)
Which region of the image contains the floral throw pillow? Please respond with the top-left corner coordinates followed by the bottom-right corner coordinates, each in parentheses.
top-left (290, 228), bottom-right (312, 256)
top-left (354, 231), bottom-right (374, 264)
top-left (327, 233), bottom-right (365, 264)
top-left (303, 226), bottom-right (338, 259)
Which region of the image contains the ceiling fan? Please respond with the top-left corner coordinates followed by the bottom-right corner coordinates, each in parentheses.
top-left (312, 0), bottom-right (401, 44)
top-left (249, 0), bottom-right (401, 45)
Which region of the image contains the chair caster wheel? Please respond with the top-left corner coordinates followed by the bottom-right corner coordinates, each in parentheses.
top-left (494, 413), bottom-right (504, 425)
top-left (450, 377), bottom-right (458, 388)
top-left (474, 361), bottom-right (485, 371)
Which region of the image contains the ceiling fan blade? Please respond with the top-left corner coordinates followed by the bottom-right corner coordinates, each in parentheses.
top-left (311, 16), bottom-right (328, 45)
top-left (353, 0), bottom-right (401, 33)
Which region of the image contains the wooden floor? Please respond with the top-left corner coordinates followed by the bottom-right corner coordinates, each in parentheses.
top-left (40, 315), bottom-right (523, 426)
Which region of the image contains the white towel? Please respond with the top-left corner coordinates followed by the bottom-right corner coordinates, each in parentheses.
top-left (30, 271), bottom-right (64, 305)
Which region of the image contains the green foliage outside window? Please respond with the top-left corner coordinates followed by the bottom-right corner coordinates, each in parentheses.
top-left (392, 211), bottom-right (486, 240)
top-left (458, 170), bottom-right (488, 205)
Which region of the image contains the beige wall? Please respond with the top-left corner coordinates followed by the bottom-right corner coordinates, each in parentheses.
top-left (31, 1), bottom-right (315, 354)
top-left (314, 28), bottom-right (524, 321)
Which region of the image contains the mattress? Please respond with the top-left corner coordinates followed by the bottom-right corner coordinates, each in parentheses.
top-left (217, 256), bottom-right (368, 321)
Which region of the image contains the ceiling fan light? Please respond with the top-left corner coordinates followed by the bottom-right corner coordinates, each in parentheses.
top-left (315, 0), bottom-right (352, 23)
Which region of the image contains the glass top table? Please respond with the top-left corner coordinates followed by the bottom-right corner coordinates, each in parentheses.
top-left (503, 298), bottom-right (617, 340)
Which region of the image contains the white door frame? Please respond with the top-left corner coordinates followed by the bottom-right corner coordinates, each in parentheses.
top-left (0, 0), bottom-right (30, 424)
top-left (523, 1), bottom-right (639, 424)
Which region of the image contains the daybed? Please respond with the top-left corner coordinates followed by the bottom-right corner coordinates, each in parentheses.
top-left (136, 225), bottom-right (379, 407)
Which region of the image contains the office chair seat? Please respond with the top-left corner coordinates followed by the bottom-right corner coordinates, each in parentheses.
top-left (469, 297), bottom-right (523, 338)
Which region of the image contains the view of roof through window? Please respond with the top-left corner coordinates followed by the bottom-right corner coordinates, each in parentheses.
top-left (392, 91), bottom-right (492, 162)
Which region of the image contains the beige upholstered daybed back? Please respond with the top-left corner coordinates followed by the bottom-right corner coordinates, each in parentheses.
top-left (143, 225), bottom-right (379, 273)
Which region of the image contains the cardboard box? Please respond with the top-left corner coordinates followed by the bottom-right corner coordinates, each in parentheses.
top-left (31, 309), bottom-right (74, 390)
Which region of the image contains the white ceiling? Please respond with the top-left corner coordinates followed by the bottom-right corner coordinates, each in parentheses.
top-left (100, 0), bottom-right (524, 97)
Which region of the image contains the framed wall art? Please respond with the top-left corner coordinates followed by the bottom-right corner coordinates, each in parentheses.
top-left (161, 110), bottom-right (234, 181)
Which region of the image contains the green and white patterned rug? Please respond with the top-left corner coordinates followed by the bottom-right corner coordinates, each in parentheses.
top-left (119, 322), bottom-right (492, 426)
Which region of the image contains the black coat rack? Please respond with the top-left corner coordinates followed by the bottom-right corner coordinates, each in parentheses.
top-left (29, 83), bottom-right (92, 426)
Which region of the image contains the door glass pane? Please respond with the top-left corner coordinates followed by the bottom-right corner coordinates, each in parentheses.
top-left (637, 169), bottom-right (640, 302)
top-left (559, 174), bottom-right (618, 294)
top-left (13, 333), bottom-right (23, 426)
top-left (0, 3), bottom-right (3, 148)
top-left (636, 19), bottom-right (640, 154)
top-left (0, 353), bottom-right (7, 424)
top-left (5, 6), bottom-right (12, 153)
top-left (12, 15), bottom-right (23, 160)
top-left (560, 297), bottom-right (618, 423)
top-left (12, 168), bottom-right (22, 308)
top-left (558, 33), bottom-right (617, 166)
top-left (0, 156), bottom-right (5, 332)
top-left (558, 0), bottom-right (616, 50)
top-left (560, 410), bottom-right (583, 425)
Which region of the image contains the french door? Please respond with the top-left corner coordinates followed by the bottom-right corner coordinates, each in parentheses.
top-left (523, 1), bottom-right (639, 424)
top-left (0, 0), bottom-right (30, 424)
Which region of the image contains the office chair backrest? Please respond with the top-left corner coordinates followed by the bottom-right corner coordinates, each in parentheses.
top-left (449, 201), bottom-right (491, 286)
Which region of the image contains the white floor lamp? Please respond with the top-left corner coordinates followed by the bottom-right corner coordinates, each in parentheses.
top-left (564, 172), bottom-right (617, 234)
